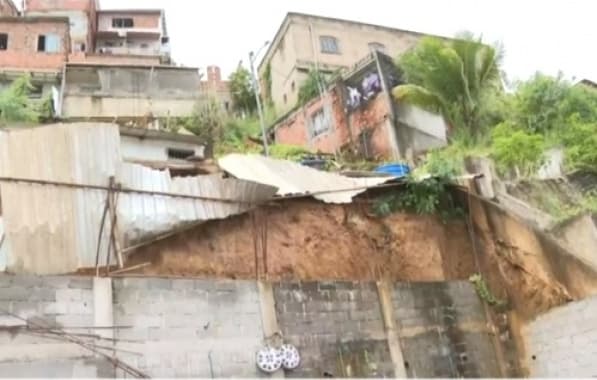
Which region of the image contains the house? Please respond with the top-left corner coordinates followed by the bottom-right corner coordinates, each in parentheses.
top-left (24, 0), bottom-right (98, 54)
top-left (268, 52), bottom-right (447, 161)
top-left (60, 63), bottom-right (201, 123)
top-left (199, 65), bottom-right (233, 113)
top-left (94, 8), bottom-right (170, 64)
top-left (0, 15), bottom-right (70, 97)
top-left (258, 12), bottom-right (443, 112)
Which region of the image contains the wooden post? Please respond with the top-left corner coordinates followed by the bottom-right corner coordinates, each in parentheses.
top-left (107, 176), bottom-right (124, 269)
top-left (376, 279), bottom-right (408, 378)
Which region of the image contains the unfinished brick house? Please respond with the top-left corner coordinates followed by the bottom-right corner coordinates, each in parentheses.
top-left (269, 52), bottom-right (448, 161)
top-left (0, 0), bottom-right (176, 121)
top-left (0, 16), bottom-right (70, 97)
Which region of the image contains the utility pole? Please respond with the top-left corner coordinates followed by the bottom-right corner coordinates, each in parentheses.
top-left (249, 42), bottom-right (270, 156)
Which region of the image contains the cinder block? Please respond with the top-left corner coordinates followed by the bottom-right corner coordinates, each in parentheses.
top-left (10, 275), bottom-right (43, 288)
top-left (67, 301), bottom-right (93, 315)
top-left (28, 288), bottom-right (57, 302)
top-left (55, 314), bottom-right (93, 328)
top-left (67, 278), bottom-right (93, 290)
top-left (56, 288), bottom-right (82, 303)
top-left (148, 279), bottom-right (173, 290)
top-left (42, 277), bottom-right (75, 289)
top-left (40, 302), bottom-right (68, 315)
top-left (0, 287), bottom-right (30, 301)
top-left (0, 276), bottom-right (13, 288)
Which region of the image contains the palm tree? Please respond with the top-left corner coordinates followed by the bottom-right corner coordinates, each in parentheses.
top-left (392, 33), bottom-right (503, 140)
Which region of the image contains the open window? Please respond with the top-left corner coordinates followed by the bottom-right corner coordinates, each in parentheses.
top-left (37, 34), bottom-right (61, 53)
top-left (167, 148), bottom-right (195, 160)
top-left (0, 34), bottom-right (8, 50)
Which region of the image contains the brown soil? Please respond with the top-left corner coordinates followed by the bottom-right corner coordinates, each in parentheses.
top-left (125, 199), bottom-right (476, 281)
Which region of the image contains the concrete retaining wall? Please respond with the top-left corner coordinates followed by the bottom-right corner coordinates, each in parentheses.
top-left (0, 275), bottom-right (506, 378)
top-left (112, 278), bottom-right (264, 378)
top-left (393, 282), bottom-right (500, 377)
top-left (526, 295), bottom-right (597, 377)
top-left (274, 281), bottom-right (394, 377)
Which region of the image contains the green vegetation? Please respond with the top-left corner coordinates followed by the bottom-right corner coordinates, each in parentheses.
top-left (394, 33), bottom-right (504, 142)
top-left (372, 176), bottom-right (462, 221)
top-left (268, 144), bottom-right (312, 161)
top-left (490, 122), bottom-right (545, 176)
top-left (0, 74), bottom-right (49, 125)
top-left (469, 274), bottom-right (505, 306)
top-left (228, 66), bottom-right (257, 115)
top-left (297, 69), bottom-right (327, 106)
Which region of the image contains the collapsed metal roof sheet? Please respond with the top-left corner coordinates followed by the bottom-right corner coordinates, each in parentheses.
top-left (0, 124), bottom-right (276, 275)
top-left (218, 154), bottom-right (395, 204)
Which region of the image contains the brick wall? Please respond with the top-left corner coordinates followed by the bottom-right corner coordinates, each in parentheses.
top-left (0, 275), bottom-right (112, 377)
top-left (0, 19), bottom-right (69, 71)
top-left (112, 278), bottom-right (264, 378)
top-left (25, 0), bottom-right (94, 12)
top-left (273, 86), bottom-right (395, 158)
top-left (273, 281), bottom-right (395, 377)
top-left (393, 282), bottom-right (501, 377)
top-left (526, 295), bottom-right (597, 377)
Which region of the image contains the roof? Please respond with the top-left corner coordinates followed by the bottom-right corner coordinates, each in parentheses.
top-left (218, 154), bottom-right (396, 204)
top-left (65, 62), bottom-right (198, 71)
top-left (119, 126), bottom-right (205, 145)
top-left (98, 8), bottom-right (162, 15)
top-left (576, 79), bottom-right (597, 89)
top-left (258, 11), bottom-right (449, 72)
top-left (0, 15), bottom-right (69, 23)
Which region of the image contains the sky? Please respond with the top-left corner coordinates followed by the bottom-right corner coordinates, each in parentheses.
top-left (100, 0), bottom-right (597, 83)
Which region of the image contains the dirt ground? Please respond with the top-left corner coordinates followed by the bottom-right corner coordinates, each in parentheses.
top-left (125, 199), bottom-right (477, 281)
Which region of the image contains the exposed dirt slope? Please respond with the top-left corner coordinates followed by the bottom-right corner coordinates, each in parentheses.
top-left (126, 199), bottom-right (476, 281)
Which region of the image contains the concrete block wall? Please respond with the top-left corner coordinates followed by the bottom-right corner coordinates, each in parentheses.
top-left (0, 274), bottom-right (509, 378)
top-left (273, 281), bottom-right (394, 378)
top-left (526, 295), bottom-right (597, 377)
top-left (112, 278), bottom-right (264, 378)
top-left (0, 275), bottom-right (113, 377)
top-left (392, 281), bottom-right (501, 378)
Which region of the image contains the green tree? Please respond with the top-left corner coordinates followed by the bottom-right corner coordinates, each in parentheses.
top-left (393, 34), bottom-right (503, 140)
top-left (0, 74), bottom-right (42, 124)
top-left (512, 73), bottom-right (597, 133)
top-left (297, 69), bottom-right (326, 106)
top-left (491, 122), bottom-right (545, 176)
top-left (186, 98), bottom-right (226, 149)
top-left (229, 66), bottom-right (257, 114)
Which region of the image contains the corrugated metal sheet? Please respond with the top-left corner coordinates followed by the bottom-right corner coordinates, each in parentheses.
top-left (118, 163), bottom-right (276, 245)
top-left (218, 154), bottom-right (395, 204)
top-left (0, 124), bottom-right (277, 275)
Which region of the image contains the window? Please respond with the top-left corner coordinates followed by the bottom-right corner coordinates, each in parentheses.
top-left (161, 36), bottom-right (170, 44)
top-left (283, 94), bottom-right (287, 104)
top-left (112, 18), bottom-right (134, 28)
top-left (368, 42), bottom-right (386, 53)
top-left (79, 43), bottom-right (86, 52)
top-left (309, 108), bottom-right (330, 137)
top-left (320, 36), bottom-right (339, 54)
top-left (167, 148), bottom-right (195, 160)
top-left (0, 34), bottom-right (7, 50)
top-left (37, 34), bottom-right (60, 53)
top-left (28, 84), bottom-right (43, 99)
top-left (140, 43), bottom-right (149, 48)
top-left (291, 81), bottom-right (295, 92)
